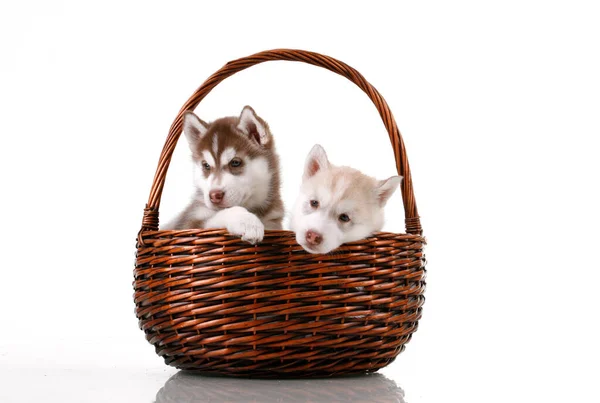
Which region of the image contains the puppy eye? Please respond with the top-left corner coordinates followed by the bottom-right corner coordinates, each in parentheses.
top-left (229, 158), bottom-right (242, 168)
top-left (202, 161), bottom-right (211, 171)
top-left (338, 213), bottom-right (350, 223)
top-left (310, 200), bottom-right (319, 208)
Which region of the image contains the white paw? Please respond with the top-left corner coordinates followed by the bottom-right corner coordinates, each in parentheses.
top-left (227, 212), bottom-right (264, 244)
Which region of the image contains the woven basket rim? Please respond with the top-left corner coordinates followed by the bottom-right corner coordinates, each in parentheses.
top-left (142, 229), bottom-right (424, 238)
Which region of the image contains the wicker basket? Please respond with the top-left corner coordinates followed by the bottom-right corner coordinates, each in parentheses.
top-left (134, 49), bottom-right (426, 378)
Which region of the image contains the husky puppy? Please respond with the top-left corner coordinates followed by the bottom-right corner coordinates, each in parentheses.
top-left (290, 144), bottom-right (402, 254)
top-left (162, 106), bottom-right (284, 244)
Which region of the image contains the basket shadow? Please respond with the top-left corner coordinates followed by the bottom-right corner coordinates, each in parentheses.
top-left (154, 370), bottom-right (406, 403)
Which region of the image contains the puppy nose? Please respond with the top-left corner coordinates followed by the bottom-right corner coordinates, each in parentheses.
top-left (209, 190), bottom-right (225, 203)
top-left (305, 230), bottom-right (323, 246)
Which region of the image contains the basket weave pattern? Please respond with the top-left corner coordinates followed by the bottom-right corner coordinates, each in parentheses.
top-left (134, 49), bottom-right (426, 377)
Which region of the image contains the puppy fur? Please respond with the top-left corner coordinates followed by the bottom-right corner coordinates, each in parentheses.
top-left (290, 144), bottom-right (402, 254)
top-left (162, 106), bottom-right (284, 244)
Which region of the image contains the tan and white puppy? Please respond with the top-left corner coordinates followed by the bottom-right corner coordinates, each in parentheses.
top-left (162, 106), bottom-right (284, 243)
top-left (290, 144), bottom-right (402, 254)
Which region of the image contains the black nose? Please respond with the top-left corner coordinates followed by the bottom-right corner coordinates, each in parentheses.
top-left (209, 190), bottom-right (224, 203)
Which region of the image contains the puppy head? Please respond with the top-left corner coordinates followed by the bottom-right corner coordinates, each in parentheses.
top-left (290, 144), bottom-right (402, 254)
top-left (182, 106), bottom-right (276, 210)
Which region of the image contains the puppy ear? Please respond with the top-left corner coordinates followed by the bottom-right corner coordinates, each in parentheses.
top-left (183, 111), bottom-right (208, 149)
top-left (237, 106), bottom-right (270, 145)
top-left (304, 144), bottom-right (330, 180)
top-left (375, 175), bottom-right (403, 206)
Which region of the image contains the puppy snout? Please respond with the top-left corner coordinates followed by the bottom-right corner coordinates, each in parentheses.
top-left (305, 230), bottom-right (323, 246)
top-left (209, 190), bottom-right (225, 204)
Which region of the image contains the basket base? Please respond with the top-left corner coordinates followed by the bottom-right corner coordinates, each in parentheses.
top-left (168, 355), bottom-right (403, 379)
top-left (157, 344), bottom-right (408, 378)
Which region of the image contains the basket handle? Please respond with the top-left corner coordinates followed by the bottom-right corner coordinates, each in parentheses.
top-left (140, 49), bottom-right (422, 236)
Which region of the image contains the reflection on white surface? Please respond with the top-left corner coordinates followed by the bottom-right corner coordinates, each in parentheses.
top-left (155, 371), bottom-right (406, 403)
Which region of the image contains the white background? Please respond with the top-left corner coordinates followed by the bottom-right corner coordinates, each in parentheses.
top-left (1, 1), bottom-right (599, 402)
